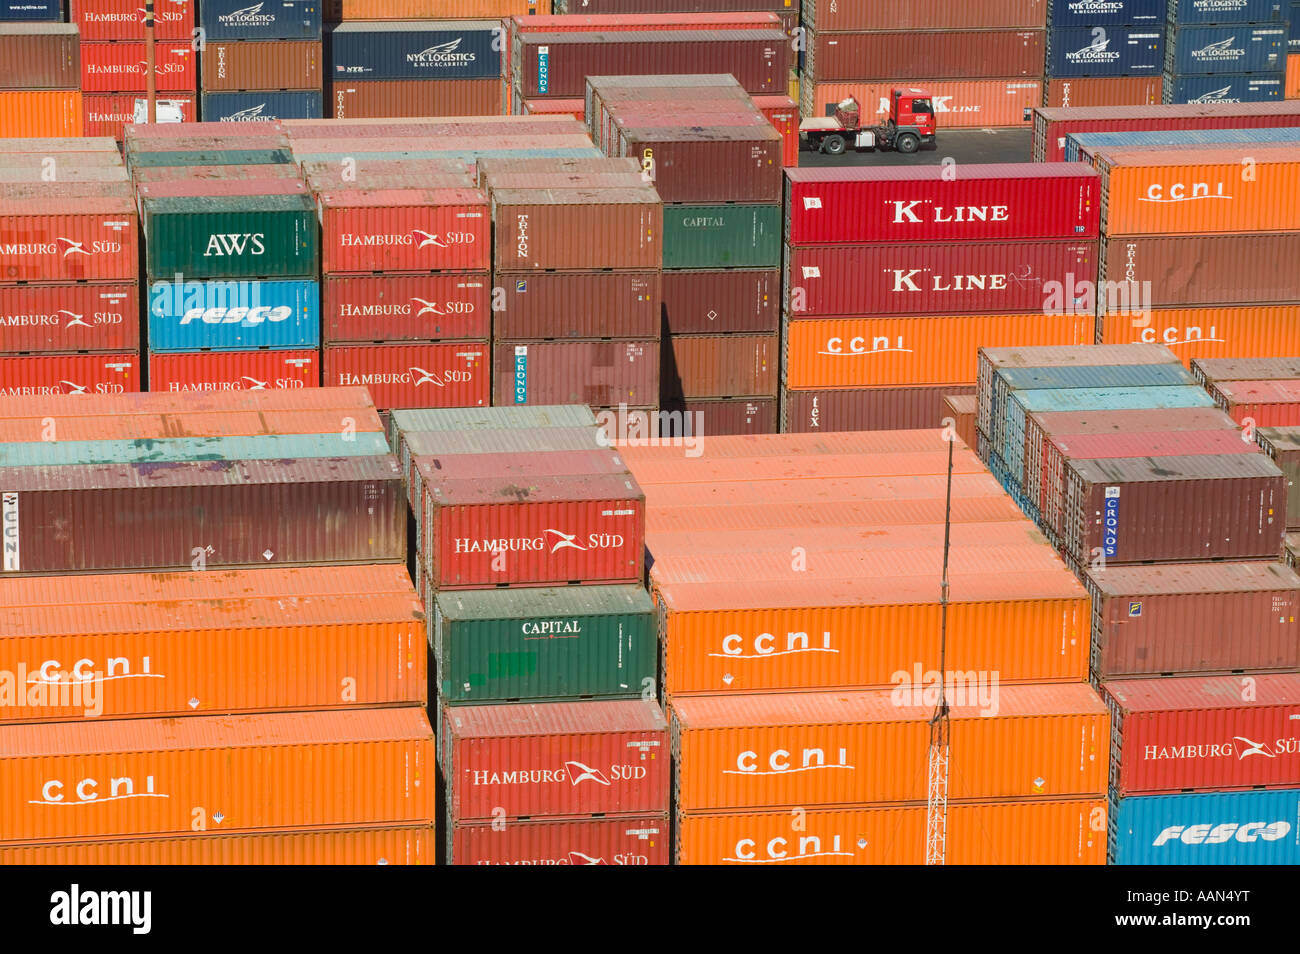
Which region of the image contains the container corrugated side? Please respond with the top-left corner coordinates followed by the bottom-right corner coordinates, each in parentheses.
top-left (449, 815), bottom-right (669, 866)
top-left (1111, 789), bottom-right (1300, 865)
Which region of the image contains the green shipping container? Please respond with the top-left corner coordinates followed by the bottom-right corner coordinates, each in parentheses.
top-left (432, 584), bottom-right (657, 704)
top-left (142, 194), bottom-right (318, 280)
top-left (127, 149), bottom-right (296, 169)
top-left (662, 202), bottom-right (781, 269)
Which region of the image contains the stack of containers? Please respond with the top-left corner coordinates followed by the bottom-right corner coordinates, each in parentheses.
top-left (124, 121), bottom-right (322, 392)
top-left (387, 405), bottom-right (669, 865)
top-left (1045, 0), bottom-right (1165, 108)
top-left (199, 0), bottom-right (324, 122)
top-left (780, 164), bottom-right (1100, 433)
top-left (0, 138), bottom-right (139, 395)
top-left (0, 22), bottom-right (84, 137)
top-left (1165, 0), bottom-right (1290, 103)
top-left (587, 74), bottom-right (781, 434)
top-left (69, 0), bottom-right (196, 140)
top-left (799, 0), bottom-right (1046, 129)
top-left (1092, 141), bottom-right (1300, 362)
top-left (615, 430), bottom-right (1109, 864)
top-left (0, 389), bottom-right (438, 865)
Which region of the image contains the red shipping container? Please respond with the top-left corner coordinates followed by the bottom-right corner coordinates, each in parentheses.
top-left (0, 282), bottom-right (138, 354)
top-left (450, 815), bottom-right (670, 865)
top-left (1211, 380), bottom-right (1300, 427)
top-left (441, 699), bottom-right (669, 821)
top-left (415, 457), bottom-right (645, 589)
top-left (809, 29), bottom-right (1044, 81)
top-left (322, 274), bottom-right (490, 343)
top-left (71, 0), bottom-right (195, 41)
top-left (663, 334), bottom-right (777, 400)
top-left (0, 353), bottom-right (138, 396)
top-left (493, 271), bottom-right (660, 340)
top-left (786, 241), bottom-right (1096, 318)
top-left (79, 40), bottom-right (196, 93)
top-left (0, 197), bottom-right (137, 282)
top-left (752, 94), bottom-right (799, 167)
top-left (1105, 673), bottom-right (1300, 794)
top-left (318, 189), bottom-right (490, 274)
top-left (672, 397), bottom-right (778, 436)
top-left (331, 79), bottom-right (499, 120)
top-left (494, 339), bottom-right (660, 408)
top-left (148, 350), bottom-right (318, 393)
top-left (784, 165), bottom-right (1100, 245)
top-left (661, 268), bottom-right (778, 335)
top-left (322, 343), bottom-right (489, 411)
top-left (83, 92), bottom-right (197, 141)
top-left (782, 384), bottom-right (979, 433)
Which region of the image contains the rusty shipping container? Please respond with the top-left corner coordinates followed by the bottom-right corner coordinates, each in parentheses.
top-left (493, 271), bottom-right (660, 340)
top-left (0, 24), bottom-right (79, 90)
top-left (614, 121), bottom-right (782, 204)
top-left (476, 155), bottom-right (642, 187)
top-left (0, 707), bottom-right (435, 843)
top-left (945, 393), bottom-right (979, 448)
top-left (318, 188), bottom-right (490, 274)
top-left (1193, 356), bottom-right (1300, 385)
top-left (1086, 561), bottom-right (1300, 679)
top-left (0, 197), bottom-right (137, 282)
top-left (1045, 76), bottom-right (1163, 109)
top-left (672, 683), bottom-right (1108, 811)
top-left (662, 334), bottom-right (777, 401)
top-left (661, 397), bottom-right (778, 436)
top-left (492, 187), bottom-right (661, 270)
top-left (450, 815), bottom-right (669, 866)
top-left (495, 339), bottom-right (660, 408)
top-left (0, 283), bottom-right (138, 354)
top-left (661, 269), bottom-right (779, 335)
top-left (321, 273), bottom-right (490, 343)
top-left (322, 343), bottom-right (489, 411)
top-left (200, 39), bottom-right (321, 92)
top-left (804, 0), bottom-right (1047, 31)
top-left (441, 699), bottom-right (669, 822)
top-left (1097, 305), bottom-right (1300, 367)
top-left (1257, 427), bottom-right (1300, 528)
top-left (331, 79), bottom-right (499, 120)
top-left (806, 79), bottom-right (1043, 128)
top-left (782, 385), bottom-right (979, 433)
top-left (808, 29), bottom-right (1045, 81)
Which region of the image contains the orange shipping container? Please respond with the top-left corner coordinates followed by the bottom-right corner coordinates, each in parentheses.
top-left (804, 79), bottom-right (1041, 128)
top-left (1097, 146), bottom-right (1300, 235)
top-left (1288, 54), bottom-right (1300, 100)
top-left (0, 707), bottom-right (435, 845)
top-left (618, 428), bottom-right (979, 465)
top-left (625, 449), bottom-right (988, 485)
top-left (647, 496), bottom-right (1026, 534)
top-left (0, 407), bottom-right (382, 443)
top-left (0, 91), bottom-right (83, 138)
top-left (1098, 305), bottom-right (1300, 369)
top-left (677, 799), bottom-right (1107, 865)
top-left (784, 315), bottom-right (1093, 389)
top-left (0, 825), bottom-right (434, 865)
top-left (327, 0), bottom-right (545, 16)
top-left (671, 684), bottom-right (1109, 812)
top-left (640, 473), bottom-right (1009, 510)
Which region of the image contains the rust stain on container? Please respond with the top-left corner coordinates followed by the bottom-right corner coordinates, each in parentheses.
top-left (493, 270), bottom-right (661, 340)
top-left (662, 268), bottom-right (778, 335)
top-left (662, 334), bottom-right (777, 401)
top-left (494, 339), bottom-right (660, 407)
top-left (492, 187), bottom-right (662, 270)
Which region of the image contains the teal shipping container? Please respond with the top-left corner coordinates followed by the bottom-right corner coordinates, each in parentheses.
top-left (662, 203), bottom-right (781, 269)
top-left (142, 193), bottom-right (318, 280)
top-left (127, 149), bottom-right (296, 169)
top-left (0, 433), bottom-right (390, 468)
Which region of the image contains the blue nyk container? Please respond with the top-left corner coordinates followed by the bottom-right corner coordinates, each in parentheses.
top-left (1063, 123), bottom-right (1300, 161)
top-left (328, 21), bottom-right (500, 81)
top-left (1047, 26), bottom-right (1165, 76)
top-left (148, 279), bottom-right (320, 352)
top-left (201, 91), bottom-right (324, 122)
top-left (1111, 789), bottom-right (1300, 864)
top-left (1289, 3), bottom-right (1300, 47)
top-left (1167, 0), bottom-right (1286, 24)
top-left (0, 0), bottom-right (59, 19)
top-left (1049, 0), bottom-right (1165, 25)
top-left (1165, 70), bottom-right (1286, 100)
top-left (0, 433), bottom-right (391, 468)
top-left (200, 0), bottom-right (322, 40)
top-left (1167, 24), bottom-right (1288, 72)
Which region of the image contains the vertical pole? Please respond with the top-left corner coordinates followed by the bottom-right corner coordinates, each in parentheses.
top-left (145, 0), bottom-right (157, 124)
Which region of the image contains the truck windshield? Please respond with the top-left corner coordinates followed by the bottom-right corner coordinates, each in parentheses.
top-left (910, 99), bottom-right (934, 114)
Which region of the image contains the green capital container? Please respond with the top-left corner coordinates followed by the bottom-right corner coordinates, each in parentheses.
top-left (662, 202), bottom-right (781, 269)
top-left (432, 584), bottom-right (657, 704)
top-left (142, 193), bottom-right (318, 280)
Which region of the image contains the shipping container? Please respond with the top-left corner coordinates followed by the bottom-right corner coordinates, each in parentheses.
top-left (322, 343), bottom-right (488, 411)
top-left (1097, 305), bottom-right (1300, 366)
top-left (0, 707), bottom-right (434, 843)
top-left (493, 271), bottom-right (659, 340)
top-left (148, 349), bottom-right (318, 393)
top-left (663, 202), bottom-right (779, 269)
top-left (495, 339), bottom-right (659, 408)
top-left (0, 90), bottom-right (82, 136)
top-left (388, 403), bottom-right (595, 460)
top-left (661, 268), bottom-right (777, 335)
top-left (807, 79), bottom-right (1044, 128)
top-left (83, 92), bottom-right (197, 140)
top-left (317, 188), bottom-right (488, 274)
top-left (1046, 76), bottom-right (1164, 108)
top-left (80, 39), bottom-right (195, 93)
top-left (0, 354), bottom-right (137, 397)
top-left (1193, 355), bottom-right (1300, 382)
top-left (200, 0), bottom-right (320, 40)
top-left (0, 283), bottom-right (137, 354)
top-left (0, 0), bottom-right (59, 19)
top-left (1211, 379), bottom-right (1300, 424)
top-left (945, 393), bottom-right (979, 447)
top-left (782, 385), bottom-right (979, 433)
top-left (0, 431), bottom-right (396, 467)
top-left (1167, 25), bottom-right (1287, 74)
top-left (141, 193), bottom-right (316, 280)
top-left (146, 279), bottom-right (318, 353)
top-left (199, 39), bottom-right (320, 91)
top-left (0, 24), bottom-right (78, 89)
top-left (1111, 789), bottom-right (1300, 865)
top-left (807, 0), bottom-right (1049, 30)
top-left (1105, 673), bottom-right (1300, 794)
top-left (441, 699), bottom-right (668, 821)
top-left (0, 197), bottom-right (136, 282)
top-left (330, 78), bottom-right (499, 119)
top-left (449, 815), bottom-right (668, 866)
top-left (433, 584), bottom-right (655, 704)
top-left (1257, 426), bottom-right (1300, 526)
top-left (71, 0), bottom-right (194, 40)
top-left (1165, 71), bottom-right (1286, 103)
top-left (662, 334), bottom-right (776, 401)
top-left (0, 387), bottom-right (377, 422)
top-left (784, 165), bottom-right (1100, 246)
top-left (660, 397), bottom-right (778, 436)
top-left (491, 187), bottom-right (661, 270)
top-left (332, 0), bottom-right (542, 16)
top-left (678, 799), bottom-right (1108, 865)
top-left (613, 122), bottom-right (781, 203)
top-left (809, 29), bottom-right (1045, 82)
top-left (1046, 26), bottom-right (1164, 78)
top-left (1169, 0), bottom-right (1287, 23)
top-left (329, 21), bottom-right (499, 81)
top-left (322, 273), bottom-right (489, 343)
top-left (201, 90), bottom-right (324, 122)
top-left (1049, 0), bottom-right (1163, 24)
top-left (133, 162), bottom-right (301, 185)
top-left (672, 683), bottom-right (1108, 811)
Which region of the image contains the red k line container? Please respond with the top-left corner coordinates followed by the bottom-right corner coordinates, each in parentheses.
top-left (0, 197), bottom-right (137, 282)
top-left (322, 274), bottom-right (490, 343)
top-left (83, 92), bottom-right (197, 141)
top-left (322, 343), bottom-right (489, 411)
top-left (1105, 673), bottom-right (1300, 795)
top-left (0, 283), bottom-right (139, 354)
top-left (806, 79), bottom-right (1044, 129)
top-left (148, 351), bottom-right (318, 394)
top-left (662, 268), bottom-right (779, 335)
top-left (786, 241), bottom-right (1097, 318)
top-left (493, 271), bottom-right (660, 340)
top-left (495, 339), bottom-right (660, 408)
top-left (784, 165), bottom-right (1100, 246)
top-left (0, 707), bottom-right (435, 843)
top-left (0, 354), bottom-right (138, 396)
top-left (318, 189), bottom-right (490, 274)
top-left (71, 0), bottom-right (195, 41)
top-left (449, 815), bottom-right (670, 866)
top-left (1085, 562), bottom-right (1300, 679)
top-left (808, 28), bottom-right (1044, 82)
top-left (441, 699), bottom-right (669, 822)
top-left (415, 458), bottom-right (645, 589)
top-left (79, 40), bottom-right (196, 93)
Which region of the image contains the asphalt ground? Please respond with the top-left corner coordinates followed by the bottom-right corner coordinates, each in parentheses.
top-left (796, 126), bottom-right (1035, 167)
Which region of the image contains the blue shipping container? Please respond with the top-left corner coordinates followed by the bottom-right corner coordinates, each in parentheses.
top-left (1048, 26), bottom-right (1166, 76)
top-left (1063, 122), bottom-right (1300, 161)
top-left (1049, 0), bottom-right (1164, 26)
top-left (201, 91), bottom-right (324, 122)
top-left (1165, 70), bottom-right (1286, 101)
top-left (1167, 0), bottom-right (1286, 25)
top-left (0, 433), bottom-right (390, 468)
top-left (1167, 24), bottom-right (1288, 72)
top-left (148, 279), bottom-right (320, 353)
top-left (199, 0), bottom-right (321, 40)
top-left (1290, 3), bottom-right (1300, 48)
top-left (0, 0), bottom-right (58, 18)
top-left (328, 21), bottom-right (500, 80)
top-left (1112, 789), bottom-right (1300, 864)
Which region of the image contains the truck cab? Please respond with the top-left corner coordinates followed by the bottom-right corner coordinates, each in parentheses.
top-left (800, 87), bottom-right (937, 156)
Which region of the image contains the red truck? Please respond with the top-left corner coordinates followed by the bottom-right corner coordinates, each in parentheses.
top-left (800, 87), bottom-right (937, 155)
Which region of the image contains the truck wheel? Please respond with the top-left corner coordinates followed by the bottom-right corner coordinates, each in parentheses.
top-left (822, 134), bottom-right (847, 156)
top-left (895, 133), bottom-right (920, 154)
